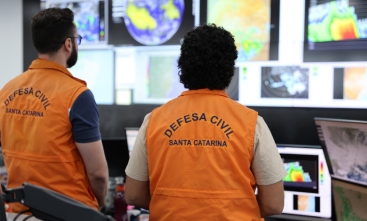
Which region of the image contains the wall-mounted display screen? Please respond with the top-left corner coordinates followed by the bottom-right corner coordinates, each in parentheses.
top-left (199, 0), bottom-right (280, 62)
top-left (114, 46), bottom-right (239, 104)
top-left (261, 66), bottom-right (309, 99)
top-left (304, 0), bottom-right (367, 62)
top-left (334, 67), bottom-right (367, 100)
top-left (239, 62), bottom-right (367, 108)
top-left (69, 49), bottom-right (114, 105)
top-left (115, 46), bottom-right (185, 104)
top-left (108, 0), bottom-right (197, 46)
top-left (38, 0), bottom-right (367, 109)
top-left (145, 55), bottom-right (183, 99)
top-left (45, 0), bottom-right (106, 43)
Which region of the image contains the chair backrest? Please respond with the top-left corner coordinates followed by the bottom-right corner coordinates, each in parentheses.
top-left (0, 191), bottom-right (7, 221)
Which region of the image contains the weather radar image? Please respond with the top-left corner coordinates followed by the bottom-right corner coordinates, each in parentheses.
top-left (123, 0), bottom-right (185, 45)
top-left (308, 0), bottom-right (367, 44)
top-left (281, 155), bottom-right (319, 193)
top-left (207, 0), bottom-right (271, 62)
top-left (49, 1), bottom-right (104, 43)
top-left (284, 161), bottom-right (313, 183)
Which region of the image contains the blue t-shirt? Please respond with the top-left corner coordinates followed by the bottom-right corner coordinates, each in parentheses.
top-left (69, 89), bottom-right (101, 143)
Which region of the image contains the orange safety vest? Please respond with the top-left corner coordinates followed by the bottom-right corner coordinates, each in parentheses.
top-left (147, 89), bottom-right (262, 221)
top-left (0, 59), bottom-right (98, 212)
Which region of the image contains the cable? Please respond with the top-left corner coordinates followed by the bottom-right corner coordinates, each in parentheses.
top-left (23, 214), bottom-right (34, 221)
top-left (13, 209), bottom-right (31, 221)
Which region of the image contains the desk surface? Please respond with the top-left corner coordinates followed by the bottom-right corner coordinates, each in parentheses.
top-left (7, 212), bottom-right (332, 221)
top-left (6, 213), bottom-right (41, 221)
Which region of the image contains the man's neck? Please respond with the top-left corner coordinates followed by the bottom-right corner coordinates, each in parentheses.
top-left (38, 53), bottom-right (67, 68)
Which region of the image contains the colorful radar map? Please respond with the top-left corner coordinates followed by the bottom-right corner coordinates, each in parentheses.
top-left (308, 1), bottom-right (367, 42)
top-left (284, 161), bottom-right (312, 182)
top-left (207, 0), bottom-right (271, 62)
top-left (49, 2), bottom-right (102, 43)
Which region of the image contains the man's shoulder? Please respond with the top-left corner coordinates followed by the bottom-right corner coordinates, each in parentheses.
top-left (72, 89), bottom-right (95, 105)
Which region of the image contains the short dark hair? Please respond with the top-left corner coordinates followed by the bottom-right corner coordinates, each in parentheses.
top-left (178, 24), bottom-right (238, 90)
top-left (31, 8), bottom-right (75, 54)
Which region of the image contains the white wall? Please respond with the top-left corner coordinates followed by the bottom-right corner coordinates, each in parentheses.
top-left (0, 0), bottom-right (23, 89)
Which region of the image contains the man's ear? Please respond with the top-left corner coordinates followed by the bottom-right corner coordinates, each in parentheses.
top-left (63, 38), bottom-right (72, 53)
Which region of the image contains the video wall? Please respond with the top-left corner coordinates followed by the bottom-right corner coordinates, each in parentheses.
top-left (41, 0), bottom-right (367, 108)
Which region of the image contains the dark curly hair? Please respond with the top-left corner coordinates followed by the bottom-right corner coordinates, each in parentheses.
top-left (178, 24), bottom-right (238, 90)
top-left (31, 8), bottom-right (75, 54)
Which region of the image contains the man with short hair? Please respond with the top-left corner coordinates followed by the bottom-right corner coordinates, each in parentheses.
top-left (0, 8), bottom-right (108, 213)
top-left (125, 24), bottom-right (287, 220)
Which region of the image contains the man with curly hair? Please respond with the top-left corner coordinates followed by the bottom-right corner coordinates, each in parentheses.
top-left (125, 24), bottom-right (286, 220)
top-left (0, 8), bottom-right (108, 212)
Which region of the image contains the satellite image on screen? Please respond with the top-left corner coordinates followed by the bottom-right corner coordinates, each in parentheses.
top-left (261, 66), bottom-right (309, 98)
top-left (49, 1), bottom-right (102, 43)
top-left (297, 195), bottom-right (316, 212)
top-left (69, 50), bottom-right (114, 104)
top-left (147, 55), bottom-right (185, 98)
top-left (308, 0), bottom-right (367, 43)
top-left (333, 178), bottom-right (367, 221)
top-left (207, 0), bottom-right (270, 62)
top-left (123, 0), bottom-right (185, 45)
top-left (324, 126), bottom-right (367, 185)
top-left (343, 67), bottom-right (367, 100)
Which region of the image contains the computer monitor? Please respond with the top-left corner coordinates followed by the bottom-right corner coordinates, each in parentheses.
top-left (314, 118), bottom-right (367, 187)
top-left (102, 138), bottom-right (130, 180)
top-left (125, 127), bottom-right (140, 154)
top-left (332, 177), bottom-right (367, 221)
top-left (277, 144), bottom-right (332, 218)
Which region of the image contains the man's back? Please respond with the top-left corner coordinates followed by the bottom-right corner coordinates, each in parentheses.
top-left (125, 24), bottom-right (286, 220)
top-left (0, 59), bottom-right (98, 212)
top-left (146, 89), bottom-right (261, 220)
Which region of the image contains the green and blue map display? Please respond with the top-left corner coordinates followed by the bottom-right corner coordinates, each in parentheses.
top-left (49, 1), bottom-right (103, 43)
top-left (124, 0), bottom-right (185, 45)
top-left (207, 0), bottom-right (271, 61)
top-left (332, 179), bottom-right (367, 221)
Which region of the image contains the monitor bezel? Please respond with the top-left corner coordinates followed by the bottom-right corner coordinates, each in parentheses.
top-left (314, 117), bottom-right (367, 187)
